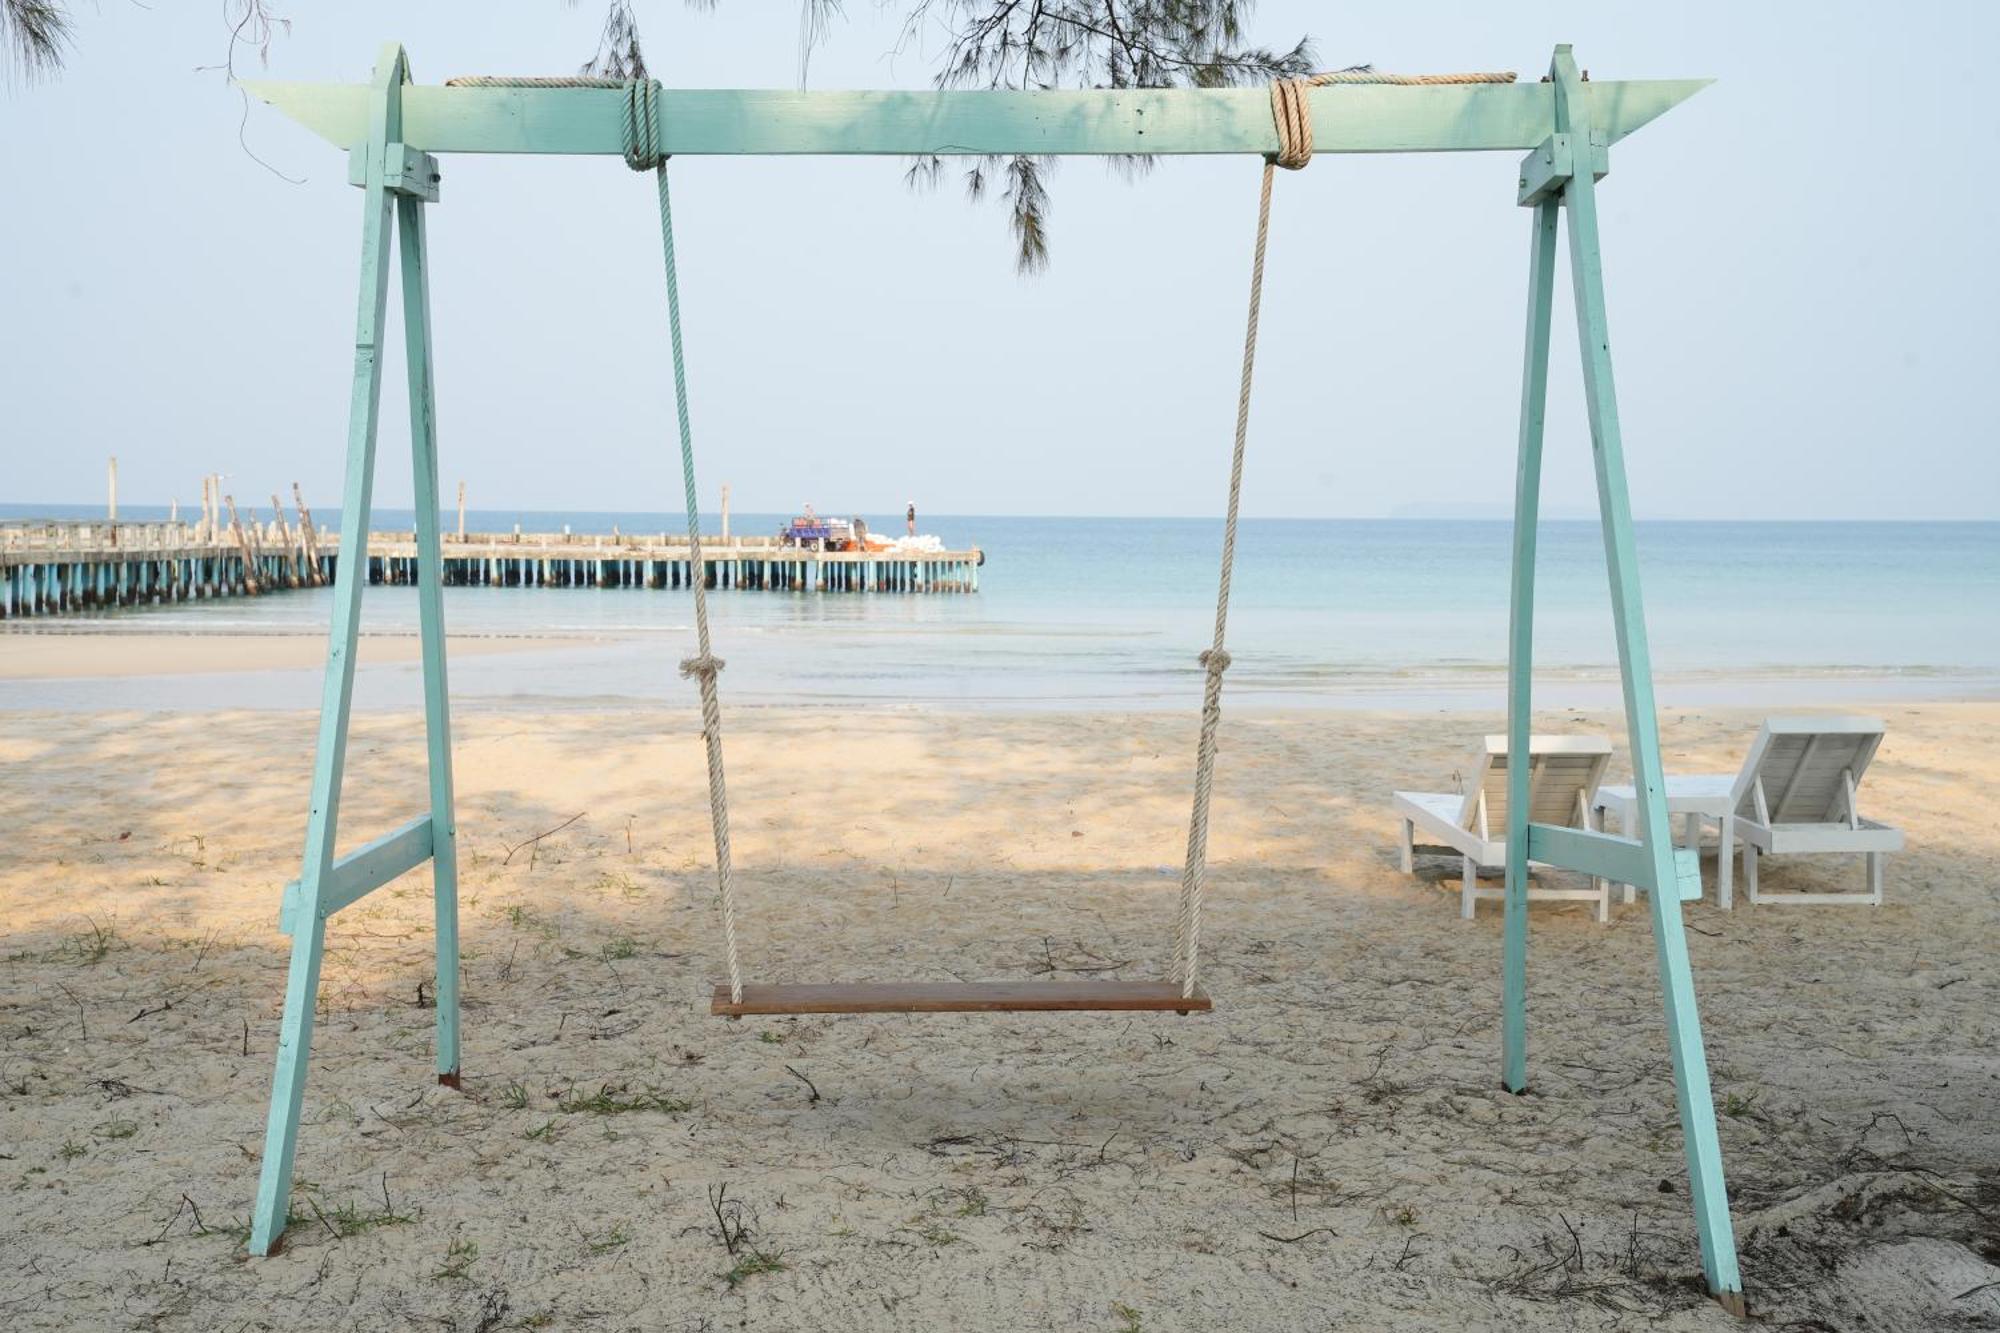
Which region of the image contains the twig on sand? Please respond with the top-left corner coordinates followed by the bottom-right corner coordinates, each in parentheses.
top-left (1856, 1110), bottom-right (1915, 1148)
top-left (56, 983), bottom-right (87, 1039)
top-left (146, 1193), bottom-right (214, 1245)
top-left (1027, 937), bottom-right (1132, 976)
top-left (504, 812), bottom-right (586, 867)
top-left (708, 1183), bottom-right (751, 1255)
top-left (1258, 1227), bottom-right (1337, 1243)
top-left (1492, 1213), bottom-right (1588, 1297)
top-left (783, 1064), bottom-right (822, 1104)
top-left (96, 1077), bottom-right (167, 1098)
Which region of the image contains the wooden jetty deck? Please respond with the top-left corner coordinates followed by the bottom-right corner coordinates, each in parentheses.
top-left (0, 520), bottom-right (983, 619)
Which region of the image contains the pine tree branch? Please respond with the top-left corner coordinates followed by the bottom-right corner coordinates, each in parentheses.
top-left (893, 1), bottom-right (1318, 268)
top-left (3, 0), bottom-right (73, 80)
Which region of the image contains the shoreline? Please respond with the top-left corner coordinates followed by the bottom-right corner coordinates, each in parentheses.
top-left (0, 630), bottom-right (598, 680)
top-left (2, 628), bottom-right (1995, 711)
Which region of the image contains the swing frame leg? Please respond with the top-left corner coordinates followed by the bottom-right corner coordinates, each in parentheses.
top-left (1501, 194), bottom-right (1559, 1094)
top-left (248, 44), bottom-right (460, 1257)
top-left (1500, 46), bottom-right (1745, 1314)
top-left (398, 191), bottom-right (464, 1088)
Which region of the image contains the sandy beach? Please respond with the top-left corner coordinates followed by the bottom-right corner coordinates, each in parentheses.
top-left (0, 698), bottom-right (1993, 1330)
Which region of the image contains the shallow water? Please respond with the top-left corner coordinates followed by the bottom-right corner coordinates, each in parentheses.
top-left (3, 511), bottom-right (1996, 711)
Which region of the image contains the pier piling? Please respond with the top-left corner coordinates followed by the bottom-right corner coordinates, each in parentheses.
top-left (0, 520), bottom-right (982, 620)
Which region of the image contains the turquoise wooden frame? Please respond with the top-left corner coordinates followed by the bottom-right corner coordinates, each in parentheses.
top-left (242, 42), bottom-right (1744, 1311)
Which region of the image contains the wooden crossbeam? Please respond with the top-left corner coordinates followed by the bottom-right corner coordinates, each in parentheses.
top-left (711, 981), bottom-right (1212, 1016)
top-left (242, 79), bottom-right (1709, 159)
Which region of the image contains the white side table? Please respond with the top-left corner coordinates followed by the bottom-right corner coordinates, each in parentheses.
top-left (1593, 775), bottom-right (1738, 907)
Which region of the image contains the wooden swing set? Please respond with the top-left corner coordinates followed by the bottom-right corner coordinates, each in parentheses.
top-left (240, 43), bottom-right (1746, 1313)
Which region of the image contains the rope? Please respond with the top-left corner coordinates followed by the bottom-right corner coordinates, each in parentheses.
top-left (443, 75), bottom-right (627, 88)
top-left (1270, 69), bottom-right (1517, 170)
top-left (1303, 70), bottom-right (1515, 84)
top-left (1169, 152), bottom-right (1276, 998)
top-left (623, 77), bottom-right (663, 171)
top-left (1169, 70), bottom-right (1519, 993)
top-left (1269, 81), bottom-right (1315, 170)
top-left (618, 79), bottom-right (746, 1005)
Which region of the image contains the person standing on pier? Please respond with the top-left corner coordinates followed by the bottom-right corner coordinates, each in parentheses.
top-left (906, 501), bottom-right (917, 536)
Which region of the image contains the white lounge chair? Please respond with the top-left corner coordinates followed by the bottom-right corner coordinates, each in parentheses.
top-left (1393, 736), bottom-right (1615, 922)
top-left (1711, 717), bottom-right (1900, 907)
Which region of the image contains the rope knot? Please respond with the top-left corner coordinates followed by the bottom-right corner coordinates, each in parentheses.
top-left (1199, 649), bottom-right (1233, 676)
top-left (679, 652), bottom-right (726, 680)
top-left (623, 78), bottom-right (665, 172)
top-left (1268, 79), bottom-right (1314, 170)
top-left (1268, 71), bottom-right (1518, 172)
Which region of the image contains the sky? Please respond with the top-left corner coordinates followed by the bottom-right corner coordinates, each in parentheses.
top-left (2, 1), bottom-right (1995, 520)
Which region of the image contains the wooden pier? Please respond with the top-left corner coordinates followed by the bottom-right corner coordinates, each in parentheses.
top-left (0, 520), bottom-right (982, 619)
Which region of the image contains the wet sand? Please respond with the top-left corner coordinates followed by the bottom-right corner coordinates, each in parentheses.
top-left (0, 631), bottom-right (591, 679)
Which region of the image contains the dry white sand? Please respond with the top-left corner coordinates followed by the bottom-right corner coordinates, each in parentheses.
top-left (0, 703), bottom-right (1994, 1331)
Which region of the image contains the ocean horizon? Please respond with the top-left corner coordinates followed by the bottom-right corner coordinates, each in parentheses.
top-left (3, 507), bottom-right (1996, 713)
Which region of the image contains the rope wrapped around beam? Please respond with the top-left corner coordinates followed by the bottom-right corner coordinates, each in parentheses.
top-left (623, 77), bottom-right (663, 171)
top-left (443, 75), bottom-right (627, 87)
top-left (1270, 69), bottom-right (1517, 170)
top-left (448, 71), bottom-right (1511, 178)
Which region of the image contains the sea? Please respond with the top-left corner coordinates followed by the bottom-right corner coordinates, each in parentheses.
top-left (3, 506), bottom-right (1997, 713)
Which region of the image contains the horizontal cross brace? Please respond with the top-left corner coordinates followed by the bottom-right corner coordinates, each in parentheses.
top-left (1525, 823), bottom-right (1702, 900)
top-left (243, 79), bottom-right (1708, 159)
top-left (279, 815), bottom-right (435, 934)
top-left (1674, 848), bottom-right (1702, 899)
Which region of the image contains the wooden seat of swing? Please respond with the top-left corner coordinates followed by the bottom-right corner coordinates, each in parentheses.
top-left (711, 980), bottom-right (1212, 1016)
